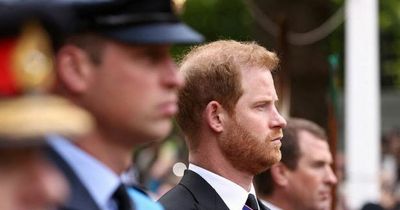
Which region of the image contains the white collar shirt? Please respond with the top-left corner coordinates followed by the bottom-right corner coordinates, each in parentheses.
top-left (47, 135), bottom-right (121, 210)
top-left (260, 199), bottom-right (282, 210)
top-left (189, 163), bottom-right (259, 210)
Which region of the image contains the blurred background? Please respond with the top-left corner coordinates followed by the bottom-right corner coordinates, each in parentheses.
top-left (127, 0), bottom-right (400, 210)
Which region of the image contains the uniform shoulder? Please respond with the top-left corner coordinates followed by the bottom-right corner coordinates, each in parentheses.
top-left (127, 188), bottom-right (163, 210)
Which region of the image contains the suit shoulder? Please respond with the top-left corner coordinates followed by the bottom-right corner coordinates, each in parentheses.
top-left (158, 184), bottom-right (198, 210)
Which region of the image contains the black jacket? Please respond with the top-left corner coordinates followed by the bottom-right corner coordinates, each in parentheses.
top-left (159, 170), bottom-right (270, 210)
top-left (46, 145), bottom-right (102, 210)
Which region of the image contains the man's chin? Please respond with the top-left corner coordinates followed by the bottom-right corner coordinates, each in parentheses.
top-left (128, 122), bottom-right (172, 144)
top-left (317, 200), bottom-right (332, 210)
top-left (266, 149), bottom-right (282, 165)
top-left (148, 121), bottom-right (173, 140)
top-left (249, 156), bottom-right (282, 174)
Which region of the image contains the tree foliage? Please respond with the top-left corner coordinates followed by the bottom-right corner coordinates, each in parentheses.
top-left (172, 0), bottom-right (252, 60)
top-left (380, 0), bottom-right (400, 89)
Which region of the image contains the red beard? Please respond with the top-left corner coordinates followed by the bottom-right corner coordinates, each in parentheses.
top-left (218, 117), bottom-right (283, 175)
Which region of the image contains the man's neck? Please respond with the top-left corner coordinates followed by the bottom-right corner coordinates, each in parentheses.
top-left (75, 130), bottom-right (134, 175)
top-left (189, 143), bottom-right (254, 191)
top-left (262, 193), bottom-right (294, 210)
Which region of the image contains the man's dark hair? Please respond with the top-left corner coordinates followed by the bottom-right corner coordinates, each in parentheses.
top-left (64, 33), bottom-right (106, 65)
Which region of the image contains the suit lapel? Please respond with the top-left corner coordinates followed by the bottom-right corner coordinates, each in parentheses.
top-left (46, 145), bottom-right (102, 210)
top-left (179, 170), bottom-right (230, 210)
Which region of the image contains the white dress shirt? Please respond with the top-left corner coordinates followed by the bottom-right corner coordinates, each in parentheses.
top-left (189, 164), bottom-right (259, 210)
top-left (260, 199), bottom-right (282, 210)
top-left (47, 135), bottom-right (121, 210)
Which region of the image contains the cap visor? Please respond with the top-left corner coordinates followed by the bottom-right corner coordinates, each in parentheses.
top-left (0, 95), bottom-right (93, 142)
top-left (102, 22), bottom-right (204, 44)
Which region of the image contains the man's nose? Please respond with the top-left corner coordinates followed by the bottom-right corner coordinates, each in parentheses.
top-left (270, 106), bottom-right (287, 129)
top-left (161, 58), bottom-right (184, 89)
top-left (325, 167), bottom-right (338, 185)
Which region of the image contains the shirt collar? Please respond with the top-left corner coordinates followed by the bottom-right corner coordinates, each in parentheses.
top-left (47, 135), bottom-right (121, 210)
top-left (260, 199), bottom-right (283, 210)
top-left (189, 163), bottom-right (257, 210)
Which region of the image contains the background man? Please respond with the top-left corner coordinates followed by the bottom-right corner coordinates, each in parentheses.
top-left (0, 4), bottom-right (93, 209)
top-left (254, 118), bottom-right (337, 210)
top-left (159, 40), bottom-right (287, 210)
top-left (46, 0), bottom-right (203, 210)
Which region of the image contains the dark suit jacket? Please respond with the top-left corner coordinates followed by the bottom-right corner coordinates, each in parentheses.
top-left (46, 146), bottom-right (102, 210)
top-left (158, 170), bottom-right (270, 210)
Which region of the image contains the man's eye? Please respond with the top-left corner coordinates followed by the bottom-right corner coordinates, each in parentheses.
top-left (312, 161), bottom-right (326, 168)
top-left (146, 52), bottom-right (167, 64)
top-left (255, 104), bottom-right (267, 110)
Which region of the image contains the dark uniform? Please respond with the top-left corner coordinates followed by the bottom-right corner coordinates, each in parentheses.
top-left (0, 3), bottom-right (93, 210)
top-left (38, 1), bottom-right (203, 210)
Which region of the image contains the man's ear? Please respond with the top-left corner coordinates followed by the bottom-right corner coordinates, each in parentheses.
top-left (271, 163), bottom-right (290, 187)
top-left (205, 101), bottom-right (226, 133)
top-left (56, 45), bottom-right (94, 94)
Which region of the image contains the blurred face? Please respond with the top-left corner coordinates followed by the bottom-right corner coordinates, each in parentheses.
top-left (83, 41), bottom-right (183, 144)
top-left (0, 147), bottom-right (68, 210)
top-left (285, 131), bottom-right (337, 210)
top-left (218, 68), bottom-right (286, 175)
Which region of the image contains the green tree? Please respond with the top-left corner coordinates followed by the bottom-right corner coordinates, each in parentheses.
top-left (172, 0), bottom-right (252, 60)
top-left (380, 0), bottom-right (400, 89)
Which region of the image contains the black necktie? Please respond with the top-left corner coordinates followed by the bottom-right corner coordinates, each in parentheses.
top-left (243, 194), bottom-right (259, 210)
top-left (113, 184), bottom-right (133, 210)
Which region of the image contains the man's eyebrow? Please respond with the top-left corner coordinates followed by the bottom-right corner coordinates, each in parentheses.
top-left (253, 98), bottom-right (280, 106)
top-left (255, 95), bottom-right (279, 102)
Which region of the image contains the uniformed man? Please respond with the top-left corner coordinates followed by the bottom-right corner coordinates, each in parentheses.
top-left (0, 3), bottom-right (93, 210)
top-left (44, 0), bottom-right (204, 210)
